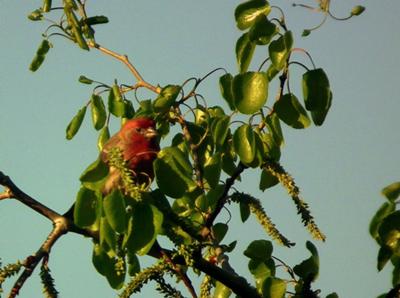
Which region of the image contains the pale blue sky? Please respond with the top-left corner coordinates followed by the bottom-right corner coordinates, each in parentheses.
top-left (1, 1), bottom-right (399, 297)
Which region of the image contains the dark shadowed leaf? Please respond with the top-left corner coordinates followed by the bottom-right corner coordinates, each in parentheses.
top-left (244, 239), bottom-right (273, 261)
top-left (293, 241), bottom-right (319, 281)
top-left (249, 15), bottom-right (278, 45)
top-left (369, 202), bottom-right (395, 240)
top-left (273, 93), bottom-right (310, 129)
top-left (259, 168), bottom-right (279, 191)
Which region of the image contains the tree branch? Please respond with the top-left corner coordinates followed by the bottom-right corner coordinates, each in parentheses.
top-left (87, 41), bottom-right (161, 94)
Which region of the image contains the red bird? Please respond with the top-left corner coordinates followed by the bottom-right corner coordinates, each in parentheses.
top-left (101, 117), bottom-right (160, 193)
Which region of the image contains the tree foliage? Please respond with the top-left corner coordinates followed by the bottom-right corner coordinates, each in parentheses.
top-left (0, 1), bottom-right (369, 298)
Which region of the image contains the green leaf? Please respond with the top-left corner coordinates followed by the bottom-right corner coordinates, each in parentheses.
top-left (42, 0), bottom-right (52, 13)
top-left (29, 40), bottom-right (51, 72)
top-left (247, 130), bottom-right (266, 168)
top-left (249, 259), bottom-right (275, 293)
top-left (97, 126), bottom-right (110, 151)
top-left (369, 202), bottom-right (395, 240)
top-left (240, 200), bottom-right (251, 222)
top-left (85, 15), bottom-right (109, 25)
top-left (244, 239), bottom-right (273, 261)
top-left (260, 132), bottom-right (281, 161)
top-left (204, 152), bottom-right (222, 188)
top-left (153, 85), bottom-right (181, 112)
top-left (213, 223), bottom-right (228, 244)
top-left (154, 147), bottom-right (195, 198)
top-left (66, 106), bottom-right (87, 140)
top-left (236, 33), bottom-right (256, 73)
top-left (265, 113), bottom-right (284, 146)
top-left (261, 277), bottom-right (286, 298)
top-left (79, 158), bottom-right (109, 189)
top-left (123, 203), bottom-right (163, 255)
top-left (259, 168), bottom-right (279, 191)
top-left (127, 251), bottom-right (140, 276)
top-left (91, 94), bottom-right (107, 130)
top-left (378, 211), bottom-right (400, 255)
top-left (28, 9), bottom-right (43, 21)
top-left (233, 124), bottom-right (256, 165)
top-left (196, 185), bottom-right (224, 213)
top-left (123, 100), bottom-right (135, 119)
top-left (351, 5), bottom-right (365, 16)
top-left (273, 93), bottom-right (311, 129)
top-left (78, 75), bottom-right (93, 84)
top-left (92, 243), bottom-right (112, 277)
top-left (74, 186), bottom-right (101, 228)
top-left (325, 293), bottom-right (339, 298)
top-left (103, 189), bottom-right (127, 234)
top-left (249, 15), bottom-right (278, 45)
top-left (302, 29), bottom-right (311, 37)
top-left (108, 86), bottom-right (125, 117)
top-left (293, 241), bottom-right (319, 281)
top-left (100, 216), bottom-right (117, 252)
top-left (232, 72), bottom-right (269, 114)
top-left (211, 115), bottom-right (231, 148)
top-left (377, 245), bottom-right (393, 271)
top-left (382, 182), bottom-right (400, 202)
top-left (268, 31), bottom-right (293, 70)
top-left (311, 90), bottom-right (332, 126)
top-left (266, 64), bottom-right (280, 81)
top-left (214, 281), bottom-right (232, 298)
top-left (235, 0), bottom-right (271, 30)
top-left (302, 68), bottom-right (331, 111)
top-left (219, 73), bottom-right (235, 110)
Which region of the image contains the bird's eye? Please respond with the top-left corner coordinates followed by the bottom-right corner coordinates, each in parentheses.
top-left (135, 127), bottom-right (143, 133)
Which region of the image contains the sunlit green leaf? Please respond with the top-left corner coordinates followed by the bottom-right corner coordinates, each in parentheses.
top-left (265, 113), bottom-right (284, 146)
top-left (78, 75), bottom-right (93, 84)
top-left (273, 93), bottom-right (310, 129)
top-left (351, 5), bottom-right (365, 16)
top-left (261, 277), bottom-right (286, 298)
top-left (212, 115), bottom-right (231, 148)
top-left (80, 157), bottom-right (109, 185)
top-left (232, 72), bottom-right (269, 114)
top-left (235, 0), bottom-right (271, 30)
top-left (28, 9), bottom-right (43, 21)
top-left (153, 84), bottom-right (181, 112)
top-left (74, 186), bottom-right (101, 228)
top-left (268, 31), bottom-right (293, 70)
top-left (97, 126), bottom-right (110, 151)
top-left (382, 182), bottom-right (400, 202)
top-left (219, 73), bottom-right (235, 110)
top-left (214, 281), bottom-right (232, 298)
top-left (249, 258), bottom-right (275, 293)
top-left (108, 86), bottom-right (125, 117)
top-left (236, 33), bottom-right (256, 73)
top-left (66, 106), bottom-right (87, 140)
top-left (233, 124), bottom-right (256, 165)
top-left (91, 94), bottom-right (107, 130)
top-left (103, 189), bottom-right (127, 234)
top-left (42, 0), bottom-right (52, 13)
top-left (204, 152), bottom-right (222, 188)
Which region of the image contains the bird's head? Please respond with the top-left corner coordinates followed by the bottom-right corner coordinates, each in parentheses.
top-left (120, 117), bottom-right (158, 141)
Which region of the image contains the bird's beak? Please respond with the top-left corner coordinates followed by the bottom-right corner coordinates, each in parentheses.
top-left (144, 127), bottom-right (158, 139)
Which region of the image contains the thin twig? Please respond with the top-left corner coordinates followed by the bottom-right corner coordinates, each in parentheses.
top-left (87, 41), bottom-right (161, 94)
